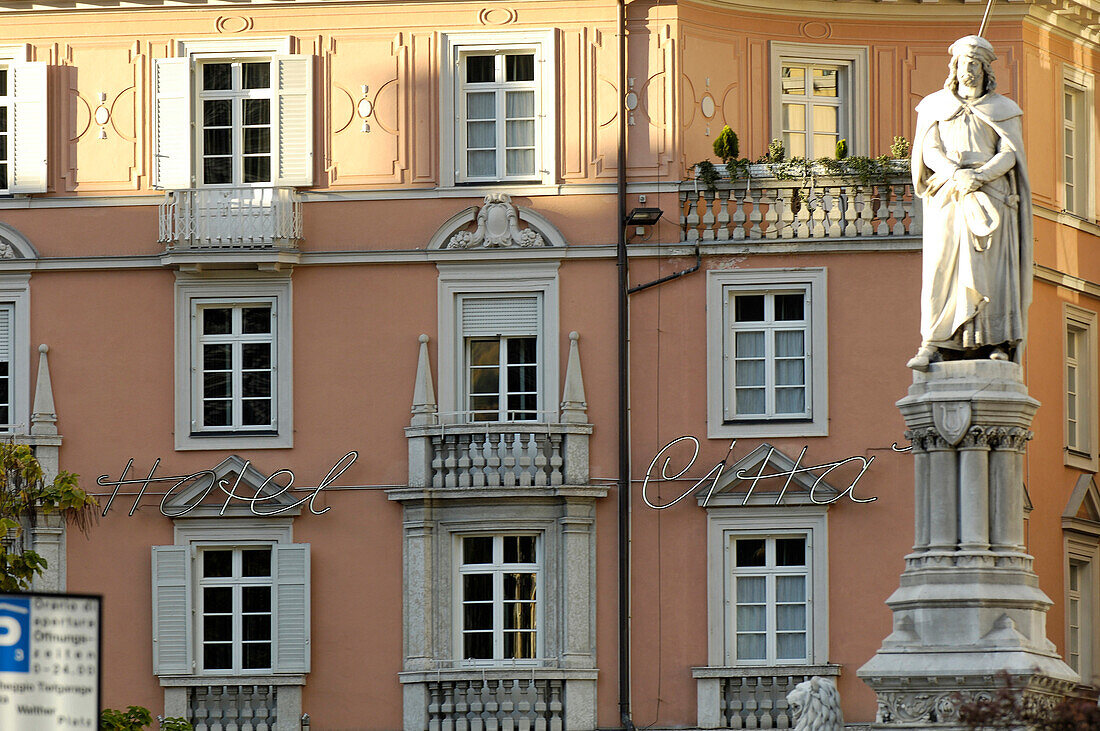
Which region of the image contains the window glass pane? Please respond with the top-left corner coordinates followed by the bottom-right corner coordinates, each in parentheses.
top-left (464, 603), bottom-right (492, 630)
top-left (242, 307), bottom-right (271, 334)
top-left (506, 149), bottom-right (535, 177)
top-left (203, 400), bottom-right (230, 427)
top-left (736, 634), bottom-right (766, 661)
top-left (243, 157), bottom-right (271, 184)
top-left (776, 575), bottom-right (806, 603)
top-left (204, 586), bottom-right (232, 612)
top-left (463, 573), bottom-right (492, 602)
top-left (734, 295), bottom-right (765, 322)
top-left (203, 128), bottom-right (232, 156)
top-left (812, 134), bottom-right (837, 160)
top-left (466, 55), bottom-right (495, 83)
top-left (203, 157), bottom-right (232, 185)
top-left (503, 632), bottom-right (536, 659)
top-left (503, 601), bottom-right (536, 630)
top-left (0, 69), bottom-right (6, 97)
top-left (506, 120), bottom-right (535, 148)
top-left (242, 343), bottom-right (271, 370)
top-left (464, 632), bottom-right (493, 659)
top-left (735, 389), bottom-right (765, 415)
top-left (244, 128), bottom-right (271, 155)
top-left (469, 340), bottom-right (500, 367)
top-left (242, 62), bottom-right (271, 90)
top-left (203, 99), bottom-right (232, 128)
top-left (467, 120), bottom-right (496, 149)
top-left (812, 68), bottom-right (838, 97)
top-left (782, 103), bottom-right (806, 132)
top-left (242, 372), bottom-right (272, 398)
top-left (777, 632), bottom-right (806, 660)
top-left (504, 535), bottom-right (536, 563)
top-left (242, 586), bottom-right (271, 612)
top-left (775, 330), bottom-right (805, 358)
top-left (467, 92), bottom-right (496, 120)
top-left (1065, 91), bottom-right (1074, 121)
top-left (203, 308), bottom-right (233, 335)
top-left (242, 643), bottom-right (271, 669)
top-left (204, 344), bottom-right (232, 371)
top-left (777, 604), bottom-right (806, 632)
top-left (470, 395), bottom-right (499, 420)
top-left (507, 337), bottom-right (537, 364)
top-left (776, 538), bottom-right (806, 566)
top-left (735, 331), bottom-right (765, 359)
top-left (203, 372), bottom-right (231, 398)
top-left (242, 549), bottom-right (271, 577)
top-left (203, 550), bottom-right (232, 578)
top-left (775, 294), bottom-right (804, 321)
top-left (202, 63), bottom-right (231, 91)
top-left (203, 615), bottom-right (232, 641)
top-left (781, 66), bottom-right (805, 95)
top-left (1070, 564), bottom-right (1080, 591)
top-left (507, 365), bottom-right (537, 393)
top-left (784, 132), bottom-right (806, 160)
top-left (243, 98), bottom-right (270, 126)
top-left (735, 539), bottom-right (766, 568)
top-left (242, 399), bottom-right (271, 427)
top-left (470, 367), bottom-right (499, 396)
top-left (204, 644), bottom-right (231, 670)
top-left (775, 387), bottom-right (806, 415)
top-left (735, 360), bottom-right (765, 388)
top-left (242, 614), bottom-right (271, 641)
top-left (463, 536), bottom-right (493, 565)
top-left (504, 572), bottom-right (537, 600)
top-left (506, 54), bottom-right (535, 82)
top-left (736, 603), bottom-right (765, 631)
top-left (775, 359), bottom-right (805, 387)
top-left (506, 90), bottom-right (535, 119)
top-left (1068, 330), bottom-right (1077, 359)
top-left (467, 150), bottom-right (496, 177)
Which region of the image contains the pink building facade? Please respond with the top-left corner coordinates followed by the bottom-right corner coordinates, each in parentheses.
top-left (0, 0), bottom-right (1096, 728)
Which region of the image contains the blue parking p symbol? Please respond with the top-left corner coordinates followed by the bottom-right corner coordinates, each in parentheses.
top-left (0, 598), bottom-right (30, 672)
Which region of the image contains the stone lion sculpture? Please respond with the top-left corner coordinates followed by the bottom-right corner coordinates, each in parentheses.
top-left (787, 676), bottom-right (844, 731)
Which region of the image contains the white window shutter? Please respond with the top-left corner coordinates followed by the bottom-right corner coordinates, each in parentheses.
top-left (9, 62), bottom-right (48, 194)
top-left (272, 55), bottom-right (313, 187)
top-left (273, 543), bottom-right (310, 673)
top-left (152, 57), bottom-right (192, 190)
top-left (151, 545), bottom-right (192, 675)
top-left (462, 296), bottom-right (540, 337)
top-left (0, 305), bottom-right (13, 363)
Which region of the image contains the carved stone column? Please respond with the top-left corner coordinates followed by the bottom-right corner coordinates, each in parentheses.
top-left (858, 361), bottom-right (1079, 728)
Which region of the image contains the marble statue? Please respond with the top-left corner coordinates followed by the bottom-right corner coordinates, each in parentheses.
top-left (787, 676), bottom-right (844, 731)
top-left (907, 35), bottom-right (1032, 371)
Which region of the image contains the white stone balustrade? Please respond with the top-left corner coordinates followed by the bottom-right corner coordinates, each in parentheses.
top-left (186, 684), bottom-right (278, 731)
top-left (693, 666), bottom-right (841, 730)
top-left (159, 187), bottom-right (302, 250)
top-left (679, 173), bottom-right (919, 243)
top-left (425, 676), bottom-right (564, 731)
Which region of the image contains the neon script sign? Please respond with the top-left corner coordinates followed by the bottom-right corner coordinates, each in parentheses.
top-left (641, 437), bottom-right (878, 510)
top-left (97, 452), bottom-right (359, 518)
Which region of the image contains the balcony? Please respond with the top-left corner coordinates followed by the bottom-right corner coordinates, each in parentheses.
top-left (679, 170), bottom-right (919, 245)
top-left (159, 186), bottom-right (302, 269)
top-left (693, 665), bottom-right (841, 729)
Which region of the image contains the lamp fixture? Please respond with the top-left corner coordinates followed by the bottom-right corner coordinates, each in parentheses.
top-left (624, 207), bottom-right (663, 227)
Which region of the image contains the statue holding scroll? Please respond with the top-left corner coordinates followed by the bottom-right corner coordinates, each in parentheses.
top-left (907, 36), bottom-right (1033, 371)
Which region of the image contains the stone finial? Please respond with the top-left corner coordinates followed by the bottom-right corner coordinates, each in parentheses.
top-left (560, 331), bottom-right (588, 424)
top-left (410, 334), bottom-right (437, 426)
top-left (786, 676), bottom-right (844, 731)
top-left (31, 344), bottom-right (57, 436)
top-left (446, 194), bottom-right (546, 249)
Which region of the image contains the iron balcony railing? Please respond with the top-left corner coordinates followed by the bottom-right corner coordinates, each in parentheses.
top-left (159, 186), bottom-right (302, 250)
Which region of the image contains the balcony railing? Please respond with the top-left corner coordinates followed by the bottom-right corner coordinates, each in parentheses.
top-left (159, 186), bottom-right (302, 250)
top-left (680, 172), bottom-right (919, 243)
top-left (186, 684), bottom-right (277, 731)
top-left (427, 676), bottom-right (564, 730)
top-left (693, 665), bottom-right (841, 729)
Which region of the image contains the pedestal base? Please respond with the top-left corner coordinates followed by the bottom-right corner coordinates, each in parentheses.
top-left (858, 361), bottom-right (1079, 727)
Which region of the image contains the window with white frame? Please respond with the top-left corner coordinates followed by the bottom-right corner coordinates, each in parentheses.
top-left (175, 277), bottom-right (292, 450)
top-left (1068, 559), bottom-right (1090, 675)
top-left (437, 264), bottom-right (559, 425)
top-left (1065, 306), bottom-right (1097, 470)
top-left (706, 269), bottom-right (827, 438)
top-left (0, 303), bottom-right (14, 431)
top-left (1063, 70), bottom-right (1094, 219)
top-left (0, 49), bottom-right (48, 194)
top-left (0, 271), bottom-right (31, 435)
top-left (730, 534), bottom-right (811, 664)
top-left (457, 534), bottom-right (540, 663)
top-left (770, 43), bottom-right (868, 158)
top-left (198, 545), bottom-right (274, 673)
top-left (152, 40), bottom-right (312, 190)
top-left (441, 32), bottom-right (555, 186)
top-left (1064, 476), bottom-right (1100, 688)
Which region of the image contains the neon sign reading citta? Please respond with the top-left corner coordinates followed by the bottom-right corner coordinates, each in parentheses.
top-left (641, 437), bottom-right (877, 510)
top-left (96, 452), bottom-right (358, 518)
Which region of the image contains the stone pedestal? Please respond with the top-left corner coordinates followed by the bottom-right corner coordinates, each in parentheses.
top-left (858, 361), bottom-right (1079, 728)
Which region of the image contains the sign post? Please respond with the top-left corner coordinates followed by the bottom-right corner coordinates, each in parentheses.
top-left (0, 593), bottom-right (101, 730)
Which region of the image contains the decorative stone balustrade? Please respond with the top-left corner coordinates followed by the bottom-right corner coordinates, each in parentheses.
top-left (159, 187), bottom-right (302, 250)
top-left (186, 684), bottom-right (278, 731)
top-left (693, 665), bottom-right (841, 729)
top-left (425, 675), bottom-right (564, 731)
top-left (679, 173), bottom-right (919, 243)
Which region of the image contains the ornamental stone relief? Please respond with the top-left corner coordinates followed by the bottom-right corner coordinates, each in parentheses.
top-left (446, 194), bottom-right (546, 249)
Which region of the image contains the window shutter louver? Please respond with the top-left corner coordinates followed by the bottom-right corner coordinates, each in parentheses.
top-left (151, 545), bottom-right (192, 675)
top-left (273, 543), bottom-right (310, 673)
top-left (9, 62), bottom-right (48, 194)
top-left (272, 55), bottom-right (313, 187)
top-left (0, 305), bottom-right (13, 363)
top-left (151, 58), bottom-right (192, 190)
top-left (462, 296), bottom-right (540, 337)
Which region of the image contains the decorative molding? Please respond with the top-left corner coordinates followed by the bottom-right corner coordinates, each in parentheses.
top-left (215, 15), bottom-right (254, 33)
top-left (430, 194), bottom-right (566, 250)
top-left (478, 7), bottom-right (518, 25)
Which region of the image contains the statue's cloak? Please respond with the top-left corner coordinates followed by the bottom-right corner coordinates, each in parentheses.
top-left (911, 88), bottom-right (1033, 356)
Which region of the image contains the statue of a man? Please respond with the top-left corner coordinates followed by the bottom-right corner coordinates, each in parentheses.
top-left (907, 36), bottom-right (1032, 371)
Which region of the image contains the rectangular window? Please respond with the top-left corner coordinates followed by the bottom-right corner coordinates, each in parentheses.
top-left (780, 63), bottom-right (844, 159)
top-left (198, 60), bottom-right (273, 186)
top-left (460, 51), bottom-right (538, 182)
top-left (198, 546), bottom-right (273, 673)
top-left (1068, 560), bottom-right (1084, 673)
top-left (730, 534), bottom-right (810, 665)
top-left (0, 66), bottom-right (9, 192)
top-left (1063, 77), bottom-right (1092, 218)
top-left (193, 300), bottom-right (275, 432)
top-left (728, 290), bottom-right (810, 419)
top-left (1065, 306), bottom-right (1097, 469)
top-left (458, 534), bottom-right (539, 663)
top-left (1068, 324), bottom-right (1085, 453)
top-left (459, 294), bottom-right (541, 423)
top-left (0, 303), bottom-right (13, 431)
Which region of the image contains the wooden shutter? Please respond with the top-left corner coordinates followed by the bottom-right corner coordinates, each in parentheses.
top-left (0, 305), bottom-right (13, 363)
top-left (462, 296), bottom-right (540, 337)
top-left (9, 62), bottom-right (47, 194)
top-left (151, 57), bottom-right (192, 190)
top-left (273, 543), bottom-right (310, 673)
top-left (272, 55), bottom-right (313, 187)
top-left (151, 545), bottom-right (192, 675)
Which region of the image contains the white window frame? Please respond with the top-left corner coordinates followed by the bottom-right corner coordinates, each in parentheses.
top-left (174, 274), bottom-right (292, 450)
top-left (705, 507), bottom-right (828, 667)
top-left (1062, 67), bottom-right (1096, 221)
top-left (440, 31), bottom-right (556, 187)
top-left (770, 43), bottom-right (868, 158)
top-left (1065, 537), bottom-right (1099, 686)
top-left (0, 275), bottom-right (29, 436)
top-left (195, 543), bottom-right (276, 675)
top-left (0, 44), bottom-right (46, 195)
top-left (194, 58), bottom-right (277, 188)
top-left (706, 268), bottom-right (828, 438)
top-left (437, 263), bottom-right (559, 424)
top-left (1065, 305), bottom-right (1097, 471)
top-left (453, 532), bottom-right (542, 666)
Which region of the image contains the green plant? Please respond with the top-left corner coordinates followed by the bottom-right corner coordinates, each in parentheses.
top-left (835, 138), bottom-right (848, 159)
top-left (101, 706), bottom-right (192, 731)
top-left (0, 442), bottom-right (96, 591)
top-left (764, 138), bottom-right (785, 164)
top-left (695, 159), bottom-right (720, 191)
top-left (891, 135), bottom-right (910, 159)
top-left (712, 125), bottom-right (739, 164)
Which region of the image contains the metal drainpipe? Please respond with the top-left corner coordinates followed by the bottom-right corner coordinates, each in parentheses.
top-left (616, 0), bottom-right (634, 730)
